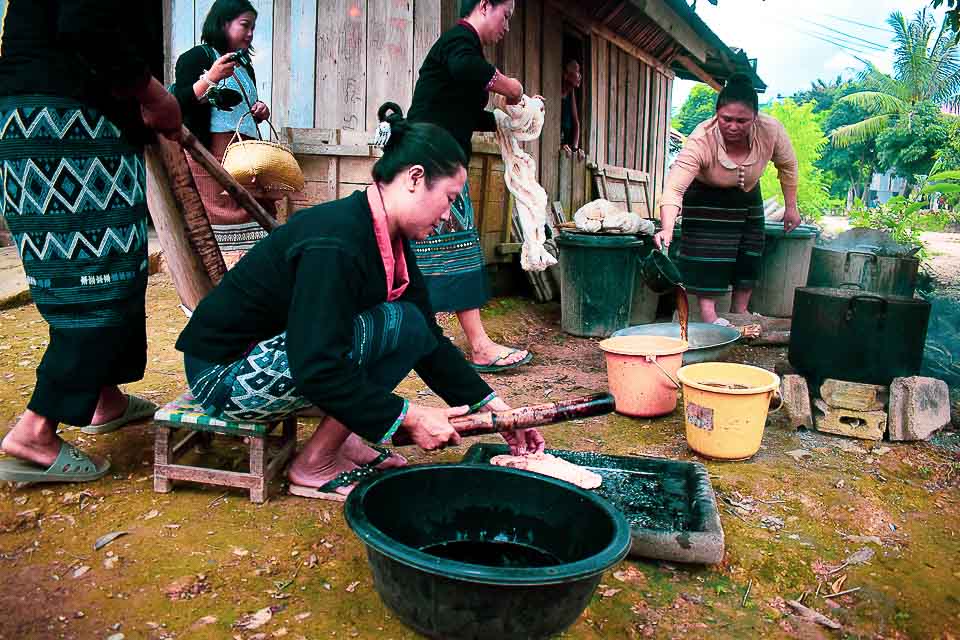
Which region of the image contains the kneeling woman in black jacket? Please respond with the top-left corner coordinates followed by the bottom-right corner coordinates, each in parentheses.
top-left (176, 103), bottom-right (544, 501)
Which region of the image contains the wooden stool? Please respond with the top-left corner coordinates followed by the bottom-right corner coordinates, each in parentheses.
top-left (153, 393), bottom-right (297, 503)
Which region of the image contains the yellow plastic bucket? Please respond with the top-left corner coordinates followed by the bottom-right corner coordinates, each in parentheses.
top-left (599, 336), bottom-right (688, 417)
top-left (676, 362), bottom-right (781, 460)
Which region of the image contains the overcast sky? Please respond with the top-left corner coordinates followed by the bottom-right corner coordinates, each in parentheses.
top-left (672, 0), bottom-right (940, 108)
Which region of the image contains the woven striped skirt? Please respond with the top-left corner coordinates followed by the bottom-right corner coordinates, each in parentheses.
top-left (411, 182), bottom-right (489, 312)
top-left (0, 96), bottom-right (148, 425)
top-left (677, 180), bottom-right (765, 296)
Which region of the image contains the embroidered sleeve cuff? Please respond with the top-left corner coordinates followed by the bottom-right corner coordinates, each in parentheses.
top-left (485, 69), bottom-right (501, 92)
top-left (379, 399), bottom-right (408, 444)
top-left (470, 392), bottom-right (497, 412)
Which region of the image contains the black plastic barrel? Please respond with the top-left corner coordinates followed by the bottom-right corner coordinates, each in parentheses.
top-left (557, 232), bottom-right (645, 337)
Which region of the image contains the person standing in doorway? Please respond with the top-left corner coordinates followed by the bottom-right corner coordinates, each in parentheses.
top-left (407, 0), bottom-right (534, 373)
top-left (560, 59), bottom-right (584, 158)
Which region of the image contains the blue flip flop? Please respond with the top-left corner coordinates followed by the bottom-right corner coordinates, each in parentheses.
top-left (0, 439), bottom-right (110, 483)
top-left (472, 348), bottom-right (533, 373)
top-left (287, 465), bottom-right (381, 502)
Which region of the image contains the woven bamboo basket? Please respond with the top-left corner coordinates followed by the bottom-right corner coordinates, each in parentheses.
top-left (221, 113), bottom-right (305, 192)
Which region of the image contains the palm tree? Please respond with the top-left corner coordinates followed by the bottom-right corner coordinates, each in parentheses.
top-left (830, 9), bottom-right (960, 147)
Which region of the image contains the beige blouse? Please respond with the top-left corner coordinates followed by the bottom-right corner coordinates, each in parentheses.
top-left (660, 113), bottom-right (799, 209)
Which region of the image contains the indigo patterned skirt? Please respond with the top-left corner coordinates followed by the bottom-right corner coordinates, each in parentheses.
top-left (184, 302), bottom-right (438, 436)
top-left (677, 180), bottom-right (765, 296)
top-left (0, 96), bottom-right (148, 425)
top-left (411, 183), bottom-right (489, 312)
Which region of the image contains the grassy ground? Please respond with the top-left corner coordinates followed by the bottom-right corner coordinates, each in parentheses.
top-left (0, 274), bottom-right (958, 640)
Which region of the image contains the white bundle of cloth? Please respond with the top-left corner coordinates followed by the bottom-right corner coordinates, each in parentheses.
top-left (573, 198), bottom-right (655, 235)
top-left (492, 94), bottom-right (556, 272)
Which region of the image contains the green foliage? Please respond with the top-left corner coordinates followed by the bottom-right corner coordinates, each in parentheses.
top-left (932, 117), bottom-right (960, 172)
top-left (847, 174), bottom-right (958, 260)
top-left (758, 100), bottom-right (831, 219)
top-left (830, 9), bottom-right (960, 149)
top-left (673, 84), bottom-right (716, 136)
top-left (815, 84), bottom-right (880, 201)
top-left (876, 102), bottom-right (951, 179)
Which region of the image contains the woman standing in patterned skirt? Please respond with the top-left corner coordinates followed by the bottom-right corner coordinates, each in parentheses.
top-left (0, 0), bottom-right (181, 483)
top-left (653, 74), bottom-right (801, 325)
top-left (407, 0), bottom-right (534, 373)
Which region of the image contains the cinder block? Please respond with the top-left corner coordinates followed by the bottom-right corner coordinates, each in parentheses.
top-left (888, 376), bottom-right (950, 441)
top-left (781, 375), bottom-right (813, 429)
top-left (813, 399), bottom-right (886, 440)
top-left (820, 379), bottom-right (888, 411)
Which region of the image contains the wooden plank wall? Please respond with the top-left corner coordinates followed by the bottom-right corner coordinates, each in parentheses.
top-left (588, 34), bottom-right (673, 217)
top-left (166, 0), bottom-right (676, 238)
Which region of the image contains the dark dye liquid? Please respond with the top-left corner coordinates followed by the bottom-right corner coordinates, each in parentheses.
top-left (420, 540), bottom-right (563, 568)
top-left (675, 285), bottom-right (689, 343)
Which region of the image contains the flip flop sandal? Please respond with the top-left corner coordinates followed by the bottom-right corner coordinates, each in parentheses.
top-left (472, 348), bottom-right (533, 373)
top-left (81, 395), bottom-right (158, 435)
top-left (358, 444), bottom-right (405, 470)
top-left (0, 439), bottom-right (110, 483)
top-left (287, 465), bottom-right (381, 502)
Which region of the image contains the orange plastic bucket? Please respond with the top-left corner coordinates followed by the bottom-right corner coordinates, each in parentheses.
top-left (599, 336), bottom-right (688, 417)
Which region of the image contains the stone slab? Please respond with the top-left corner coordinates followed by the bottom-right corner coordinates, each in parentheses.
top-left (813, 399), bottom-right (886, 440)
top-left (820, 379), bottom-right (888, 412)
top-left (888, 376), bottom-right (950, 441)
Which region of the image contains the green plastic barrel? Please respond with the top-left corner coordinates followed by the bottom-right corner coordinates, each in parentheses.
top-left (557, 232), bottom-right (643, 337)
top-left (668, 222), bottom-right (818, 318)
top-left (751, 223), bottom-right (819, 318)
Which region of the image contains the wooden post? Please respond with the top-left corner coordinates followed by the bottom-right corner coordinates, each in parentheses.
top-left (154, 137), bottom-right (228, 286)
top-left (153, 425), bottom-right (173, 494)
top-left (145, 146), bottom-right (215, 310)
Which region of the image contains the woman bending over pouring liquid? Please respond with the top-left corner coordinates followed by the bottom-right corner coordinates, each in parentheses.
top-left (176, 104), bottom-right (545, 501)
top-left (653, 73), bottom-right (801, 325)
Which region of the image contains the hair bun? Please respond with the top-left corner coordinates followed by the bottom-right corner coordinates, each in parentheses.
top-left (377, 101), bottom-right (404, 124)
top-left (725, 72), bottom-right (753, 89)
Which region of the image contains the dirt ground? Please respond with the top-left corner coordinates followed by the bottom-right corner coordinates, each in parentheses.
top-left (1, 272), bottom-right (959, 640)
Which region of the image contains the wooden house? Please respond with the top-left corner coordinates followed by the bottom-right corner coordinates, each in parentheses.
top-left (162, 0), bottom-right (761, 270)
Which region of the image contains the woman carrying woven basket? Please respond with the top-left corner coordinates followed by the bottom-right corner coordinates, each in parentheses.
top-left (176, 103), bottom-right (544, 501)
top-left (172, 0), bottom-right (279, 265)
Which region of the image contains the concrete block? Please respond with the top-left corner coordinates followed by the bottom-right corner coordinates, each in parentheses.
top-left (781, 375), bottom-right (813, 429)
top-left (813, 399), bottom-right (886, 440)
top-left (820, 379), bottom-right (888, 411)
top-left (888, 376), bottom-right (950, 441)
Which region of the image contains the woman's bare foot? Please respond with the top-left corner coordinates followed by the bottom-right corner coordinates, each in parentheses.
top-left (88, 386), bottom-right (129, 426)
top-left (287, 451), bottom-right (360, 499)
top-left (1, 411), bottom-right (62, 468)
top-left (470, 341), bottom-right (529, 367)
top-left (340, 433), bottom-right (406, 469)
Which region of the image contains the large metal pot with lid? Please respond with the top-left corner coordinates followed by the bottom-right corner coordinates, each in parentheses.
top-left (789, 286), bottom-right (931, 387)
top-left (807, 245), bottom-right (920, 296)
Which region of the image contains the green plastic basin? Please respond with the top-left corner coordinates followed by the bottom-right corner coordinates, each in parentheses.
top-left (344, 464), bottom-right (632, 639)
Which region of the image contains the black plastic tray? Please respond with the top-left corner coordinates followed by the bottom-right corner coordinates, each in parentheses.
top-left (460, 445), bottom-right (725, 564)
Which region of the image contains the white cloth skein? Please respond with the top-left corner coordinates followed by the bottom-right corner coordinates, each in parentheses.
top-left (492, 94), bottom-right (556, 272)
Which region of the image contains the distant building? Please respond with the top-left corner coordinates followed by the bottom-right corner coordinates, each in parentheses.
top-left (868, 169), bottom-right (907, 205)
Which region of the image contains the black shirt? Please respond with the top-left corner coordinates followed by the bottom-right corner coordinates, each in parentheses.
top-left (0, 0), bottom-right (162, 144)
top-left (408, 23), bottom-right (497, 161)
top-left (176, 191), bottom-right (494, 442)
